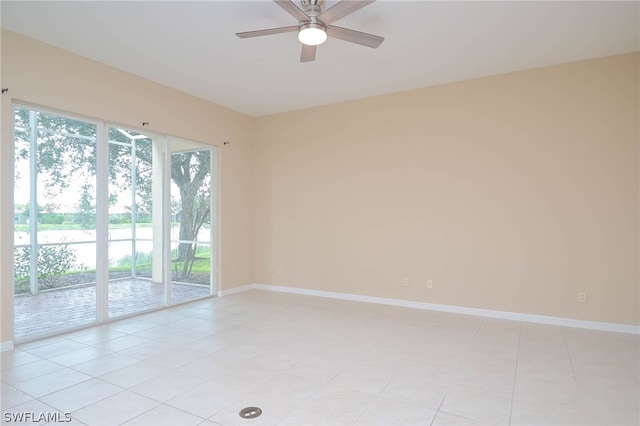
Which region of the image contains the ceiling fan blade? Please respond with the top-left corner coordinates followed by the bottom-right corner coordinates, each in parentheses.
top-left (318, 0), bottom-right (376, 25)
top-left (300, 44), bottom-right (317, 62)
top-left (236, 26), bottom-right (299, 38)
top-left (326, 25), bottom-right (384, 48)
top-left (273, 0), bottom-right (310, 22)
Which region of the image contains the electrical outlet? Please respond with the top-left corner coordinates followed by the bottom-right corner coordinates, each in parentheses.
top-left (427, 280), bottom-right (433, 289)
top-left (402, 277), bottom-right (409, 287)
top-left (578, 292), bottom-right (587, 303)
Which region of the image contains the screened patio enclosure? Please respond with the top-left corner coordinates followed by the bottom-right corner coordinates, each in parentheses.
top-left (13, 106), bottom-right (217, 341)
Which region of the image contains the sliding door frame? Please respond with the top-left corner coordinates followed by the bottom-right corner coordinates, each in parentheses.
top-left (166, 142), bottom-right (218, 301)
top-left (12, 102), bottom-right (219, 342)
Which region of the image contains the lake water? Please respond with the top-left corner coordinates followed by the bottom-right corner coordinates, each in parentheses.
top-left (14, 227), bottom-right (211, 270)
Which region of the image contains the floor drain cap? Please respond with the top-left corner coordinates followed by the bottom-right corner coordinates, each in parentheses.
top-left (239, 407), bottom-right (262, 419)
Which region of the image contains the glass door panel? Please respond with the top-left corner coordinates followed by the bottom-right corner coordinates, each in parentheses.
top-left (169, 146), bottom-right (215, 303)
top-left (107, 127), bottom-right (163, 318)
top-left (13, 106), bottom-right (98, 340)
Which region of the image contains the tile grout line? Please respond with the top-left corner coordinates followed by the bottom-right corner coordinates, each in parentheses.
top-left (429, 393), bottom-right (446, 426)
top-left (506, 321), bottom-right (523, 426)
top-left (560, 327), bottom-right (588, 425)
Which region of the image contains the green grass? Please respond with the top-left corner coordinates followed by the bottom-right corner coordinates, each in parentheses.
top-left (172, 256), bottom-right (210, 273)
top-left (108, 263), bottom-right (152, 273)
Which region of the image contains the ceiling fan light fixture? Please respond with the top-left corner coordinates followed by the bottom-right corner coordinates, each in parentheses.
top-left (298, 23), bottom-right (327, 45)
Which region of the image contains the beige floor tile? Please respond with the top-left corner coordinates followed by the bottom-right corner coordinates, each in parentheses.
top-left (175, 355), bottom-right (230, 378)
top-left (432, 411), bottom-right (492, 425)
top-left (510, 400), bottom-right (585, 426)
top-left (394, 359), bottom-right (459, 385)
top-left (72, 390), bottom-right (160, 425)
top-left (354, 395), bottom-right (437, 425)
top-left (440, 388), bottom-right (511, 426)
top-left (18, 336), bottom-right (69, 351)
top-left (277, 407), bottom-right (352, 426)
top-left (71, 352), bottom-right (140, 376)
top-left (116, 340), bottom-right (173, 360)
top-left (583, 399), bottom-right (639, 426)
top-left (167, 317), bottom-right (215, 330)
top-left (514, 377), bottom-right (581, 411)
top-left (461, 351), bottom-right (518, 371)
top-left (22, 340), bottom-right (88, 358)
top-left (247, 352), bottom-right (298, 373)
top-left (517, 350), bottom-right (573, 371)
top-left (98, 361), bottom-right (170, 388)
top-left (181, 336), bottom-right (232, 355)
top-left (286, 362), bottom-right (340, 383)
top-left (47, 345), bottom-right (113, 367)
top-left (106, 319), bottom-right (158, 335)
top-left (12, 368), bottom-right (91, 398)
top-left (1, 350), bottom-right (41, 370)
top-left (145, 347), bottom-right (208, 369)
top-left (1, 360), bottom-right (66, 385)
top-left (206, 359), bottom-right (279, 392)
top-left (158, 330), bottom-right (213, 346)
top-left (123, 403), bottom-right (205, 426)
top-left (329, 366), bottom-right (390, 395)
top-left (39, 378), bottom-right (122, 412)
top-left (65, 328), bottom-right (127, 345)
top-left (451, 364), bottom-right (515, 398)
top-left (134, 310), bottom-right (189, 325)
top-left (0, 383), bottom-right (33, 410)
top-left (208, 343), bottom-right (265, 363)
top-left (131, 325), bottom-right (180, 340)
top-left (93, 334), bottom-right (151, 352)
top-left (165, 380), bottom-right (245, 418)
top-left (250, 372), bottom-right (322, 406)
top-left (130, 370), bottom-right (205, 402)
top-left (381, 377), bottom-right (448, 409)
top-left (515, 362), bottom-right (576, 387)
top-left (299, 383), bottom-right (376, 424)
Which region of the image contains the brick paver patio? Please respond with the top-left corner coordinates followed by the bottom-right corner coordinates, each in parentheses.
top-left (14, 279), bottom-right (211, 341)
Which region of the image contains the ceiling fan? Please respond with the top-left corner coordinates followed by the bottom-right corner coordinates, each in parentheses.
top-left (236, 0), bottom-right (384, 63)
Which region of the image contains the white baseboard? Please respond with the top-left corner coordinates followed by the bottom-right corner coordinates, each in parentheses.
top-left (218, 284), bottom-right (255, 297)
top-left (1, 340), bottom-right (15, 352)
top-left (225, 283), bottom-right (639, 335)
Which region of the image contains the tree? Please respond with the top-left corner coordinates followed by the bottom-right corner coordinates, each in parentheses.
top-left (171, 151), bottom-right (211, 279)
top-left (77, 182), bottom-right (96, 229)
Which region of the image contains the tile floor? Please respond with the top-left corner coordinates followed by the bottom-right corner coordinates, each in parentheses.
top-left (1, 290), bottom-right (638, 426)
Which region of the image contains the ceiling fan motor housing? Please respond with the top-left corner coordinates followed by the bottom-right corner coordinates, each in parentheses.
top-left (301, 0), bottom-right (324, 18)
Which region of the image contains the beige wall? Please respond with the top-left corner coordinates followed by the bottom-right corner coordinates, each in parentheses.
top-left (0, 30), bottom-right (254, 343)
top-left (1, 30), bottom-right (638, 346)
top-left (253, 53), bottom-right (640, 326)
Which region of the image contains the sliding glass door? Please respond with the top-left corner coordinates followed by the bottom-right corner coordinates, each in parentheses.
top-left (107, 127), bottom-right (164, 318)
top-left (169, 142), bottom-right (216, 303)
top-left (13, 107), bottom-right (98, 340)
top-left (13, 105), bottom-right (218, 341)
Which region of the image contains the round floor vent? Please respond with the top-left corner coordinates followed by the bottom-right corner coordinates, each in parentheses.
top-left (239, 407), bottom-right (262, 419)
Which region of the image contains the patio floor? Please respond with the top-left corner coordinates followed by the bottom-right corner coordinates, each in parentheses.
top-left (14, 279), bottom-right (211, 341)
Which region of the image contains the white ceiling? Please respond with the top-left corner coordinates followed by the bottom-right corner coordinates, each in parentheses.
top-left (1, 1), bottom-right (638, 117)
